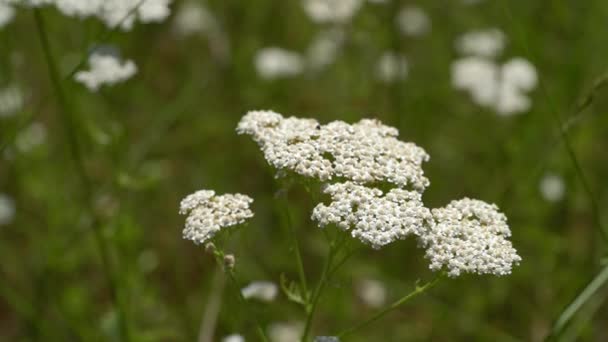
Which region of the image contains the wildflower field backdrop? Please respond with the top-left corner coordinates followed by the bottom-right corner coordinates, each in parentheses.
top-left (1, 0), bottom-right (608, 341)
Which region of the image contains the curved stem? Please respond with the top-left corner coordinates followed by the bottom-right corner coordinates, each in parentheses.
top-left (34, 9), bottom-right (131, 342)
top-left (337, 274), bottom-right (444, 338)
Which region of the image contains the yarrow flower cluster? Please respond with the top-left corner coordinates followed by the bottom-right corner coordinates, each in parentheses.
top-left (419, 198), bottom-right (521, 277)
top-left (312, 182), bottom-right (433, 248)
top-left (302, 0), bottom-right (363, 24)
top-left (180, 110), bottom-right (520, 278)
top-left (74, 52), bottom-right (137, 91)
top-left (179, 190), bottom-right (254, 245)
top-left (1, 0), bottom-right (171, 31)
top-left (237, 110), bottom-right (430, 191)
top-left (451, 28), bottom-right (538, 115)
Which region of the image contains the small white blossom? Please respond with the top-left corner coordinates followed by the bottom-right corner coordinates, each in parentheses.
top-left (0, 3), bottom-right (15, 28)
top-left (356, 278), bottom-right (386, 308)
top-left (75, 53), bottom-right (137, 91)
top-left (0, 85), bottom-right (23, 118)
top-left (456, 28), bottom-right (506, 58)
top-left (179, 190), bottom-right (254, 245)
top-left (302, 0), bottom-right (362, 24)
top-left (420, 198), bottom-right (521, 277)
top-left (539, 173), bottom-right (565, 202)
top-left (306, 29), bottom-right (344, 70)
top-left (451, 56), bottom-right (537, 115)
top-left (312, 182), bottom-right (433, 249)
top-left (173, 2), bottom-right (215, 36)
top-left (268, 321), bottom-right (304, 342)
top-left (501, 57), bottom-right (538, 92)
top-left (0, 193), bottom-right (15, 226)
top-left (3, 0), bottom-right (171, 30)
top-left (396, 6), bottom-right (431, 37)
top-left (376, 52), bottom-right (408, 83)
top-left (237, 111), bottom-right (430, 190)
top-left (254, 48), bottom-right (304, 80)
top-left (241, 281), bottom-right (279, 302)
top-left (222, 334), bottom-right (245, 342)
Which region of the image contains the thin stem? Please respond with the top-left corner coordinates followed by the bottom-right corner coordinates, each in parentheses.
top-left (33, 10), bottom-right (130, 342)
top-left (280, 189), bottom-right (309, 303)
top-left (212, 251), bottom-right (269, 342)
top-left (301, 236), bottom-right (339, 341)
top-left (500, 0), bottom-right (608, 244)
top-left (337, 274), bottom-right (443, 338)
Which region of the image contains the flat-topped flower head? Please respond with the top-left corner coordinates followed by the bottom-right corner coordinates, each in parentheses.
top-left (179, 190), bottom-right (254, 245)
top-left (312, 182), bottom-right (433, 249)
top-left (237, 110), bottom-right (430, 191)
top-left (420, 198), bottom-right (521, 277)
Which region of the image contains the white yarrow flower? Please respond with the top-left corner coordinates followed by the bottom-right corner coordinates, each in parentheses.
top-left (75, 53), bottom-right (137, 91)
top-left (0, 193), bottom-right (15, 226)
top-left (237, 111), bottom-right (430, 190)
top-left (302, 0), bottom-right (362, 24)
top-left (241, 281), bottom-right (279, 302)
top-left (396, 6), bottom-right (431, 37)
top-left (179, 190), bottom-right (254, 245)
top-left (420, 198), bottom-right (521, 277)
top-left (312, 182), bottom-right (433, 249)
top-left (456, 28), bottom-right (506, 58)
top-left (254, 48), bottom-right (304, 80)
top-left (306, 29), bottom-right (344, 70)
top-left (539, 173), bottom-right (565, 202)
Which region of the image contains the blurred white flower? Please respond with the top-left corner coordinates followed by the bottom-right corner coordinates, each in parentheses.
top-left (356, 278), bottom-right (386, 308)
top-left (451, 56), bottom-right (537, 115)
top-left (2, 0), bottom-right (171, 30)
top-left (179, 190), bottom-right (254, 245)
top-left (173, 2), bottom-right (216, 36)
top-left (0, 85), bottom-right (23, 118)
top-left (0, 193), bottom-right (15, 226)
top-left (254, 48), bottom-right (304, 80)
top-left (0, 3), bottom-right (15, 28)
top-left (237, 111), bottom-right (430, 190)
top-left (222, 334), bottom-right (245, 342)
top-left (376, 52), bottom-right (408, 83)
top-left (539, 173), bottom-right (565, 202)
top-left (501, 57), bottom-right (538, 92)
top-left (456, 28), bottom-right (506, 58)
top-left (396, 6), bottom-right (431, 37)
top-left (268, 321), bottom-right (304, 342)
top-left (306, 29), bottom-right (344, 70)
top-left (75, 53), bottom-right (137, 91)
top-left (15, 122), bottom-right (46, 153)
top-left (241, 281), bottom-right (278, 302)
top-left (420, 198), bottom-right (521, 277)
top-left (312, 182), bottom-right (433, 249)
top-left (302, 0), bottom-right (362, 24)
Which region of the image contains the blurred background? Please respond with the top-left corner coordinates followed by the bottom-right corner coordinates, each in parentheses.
top-left (1, 0), bottom-right (608, 341)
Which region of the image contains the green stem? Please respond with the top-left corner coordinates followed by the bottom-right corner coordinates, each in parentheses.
top-left (213, 251), bottom-right (269, 342)
top-left (337, 274), bottom-right (443, 338)
top-left (280, 189), bottom-right (309, 303)
top-left (301, 236), bottom-right (339, 341)
top-left (33, 10), bottom-right (130, 342)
